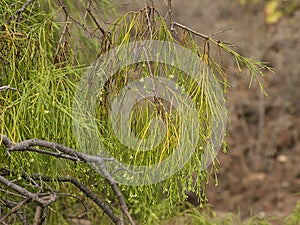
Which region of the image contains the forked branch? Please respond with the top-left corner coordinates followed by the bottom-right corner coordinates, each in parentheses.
top-left (0, 134), bottom-right (135, 225)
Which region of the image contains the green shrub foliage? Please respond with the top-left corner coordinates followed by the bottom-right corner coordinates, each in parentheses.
top-left (0, 0), bottom-right (271, 223)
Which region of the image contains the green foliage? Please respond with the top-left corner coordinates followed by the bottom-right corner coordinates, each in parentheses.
top-left (0, 1), bottom-right (79, 177)
top-left (0, 0), bottom-right (271, 223)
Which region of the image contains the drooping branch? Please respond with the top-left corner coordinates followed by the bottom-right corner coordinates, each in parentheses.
top-left (173, 21), bottom-right (210, 40)
top-left (0, 169), bottom-right (120, 224)
top-left (67, 176), bottom-right (120, 224)
top-left (85, 0), bottom-right (107, 36)
top-left (33, 206), bottom-right (47, 225)
top-left (7, 0), bottom-right (35, 23)
top-left (54, 0), bottom-right (71, 64)
top-left (173, 21), bottom-right (232, 45)
top-left (0, 85), bottom-right (21, 93)
top-left (0, 199), bottom-right (30, 224)
top-left (0, 176), bottom-right (56, 207)
top-left (1, 199), bottom-right (29, 225)
top-left (0, 134), bottom-right (135, 225)
top-left (167, 0), bottom-right (175, 31)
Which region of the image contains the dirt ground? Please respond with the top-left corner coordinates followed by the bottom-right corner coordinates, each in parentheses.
top-left (166, 0), bottom-right (300, 219)
top-left (121, 0), bottom-right (300, 220)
